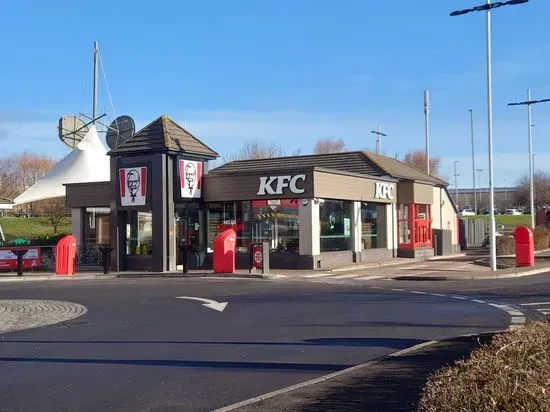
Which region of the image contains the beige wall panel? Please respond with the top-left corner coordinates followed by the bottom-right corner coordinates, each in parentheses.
top-left (314, 171), bottom-right (396, 203)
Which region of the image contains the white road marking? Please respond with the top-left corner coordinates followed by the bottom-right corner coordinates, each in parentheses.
top-left (302, 273), bottom-right (333, 278)
top-left (391, 288), bottom-right (405, 292)
top-left (429, 293), bottom-right (446, 297)
top-left (410, 291), bottom-right (427, 295)
top-left (538, 309), bottom-right (550, 315)
top-left (521, 301), bottom-right (550, 306)
top-left (451, 296), bottom-right (468, 300)
top-left (471, 299), bottom-right (486, 304)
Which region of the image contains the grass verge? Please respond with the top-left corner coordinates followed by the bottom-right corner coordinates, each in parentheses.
top-left (418, 321), bottom-right (550, 412)
top-left (0, 217), bottom-right (71, 241)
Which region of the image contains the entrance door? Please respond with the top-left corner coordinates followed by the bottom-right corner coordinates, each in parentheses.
top-left (175, 203), bottom-right (203, 268)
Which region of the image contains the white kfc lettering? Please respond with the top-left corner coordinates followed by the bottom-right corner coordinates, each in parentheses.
top-left (290, 174), bottom-right (306, 194)
top-left (258, 174), bottom-right (307, 195)
top-left (374, 182), bottom-right (395, 200)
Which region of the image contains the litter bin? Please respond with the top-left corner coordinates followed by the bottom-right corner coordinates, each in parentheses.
top-left (213, 229), bottom-right (236, 274)
top-left (514, 225), bottom-right (534, 267)
top-left (55, 235), bottom-right (77, 275)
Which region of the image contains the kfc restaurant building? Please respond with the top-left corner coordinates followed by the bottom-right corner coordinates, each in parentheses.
top-left (65, 115), bottom-right (459, 272)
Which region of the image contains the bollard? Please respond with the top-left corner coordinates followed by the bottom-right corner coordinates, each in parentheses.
top-left (179, 245), bottom-right (188, 273)
top-left (99, 246), bottom-right (113, 275)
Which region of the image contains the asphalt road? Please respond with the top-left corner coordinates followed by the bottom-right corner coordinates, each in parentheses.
top-left (0, 277), bottom-right (524, 412)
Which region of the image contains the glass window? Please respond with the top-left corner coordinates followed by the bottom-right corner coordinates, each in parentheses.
top-left (206, 200), bottom-right (300, 253)
top-left (126, 211), bottom-right (152, 255)
top-left (398, 204), bottom-right (411, 245)
top-left (83, 207), bottom-right (110, 245)
top-left (251, 200), bottom-right (299, 253)
top-left (320, 200), bottom-right (352, 252)
top-left (361, 203), bottom-right (386, 249)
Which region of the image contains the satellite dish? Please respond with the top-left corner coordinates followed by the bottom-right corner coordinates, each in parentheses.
top-left (106, 115), bottom-right (135, 149)
top-left (58, 116), bottom-right (89, 148)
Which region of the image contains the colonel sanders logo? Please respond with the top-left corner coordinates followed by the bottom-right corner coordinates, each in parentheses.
top-left (185, 163), bottom-right (197, 195)
top-left (179, 160), bottom-right (202, 198)
top-left (119, 167), bottom-right (147, 206)
top-left (127, 170), bottom-right (141, 203)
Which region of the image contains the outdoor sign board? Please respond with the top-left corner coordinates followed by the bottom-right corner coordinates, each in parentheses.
top-left (0, 247), bottom-right (41, 270)
top-left (119, 166), bottom-right (148, 206)
top-left (179, 160), bottom-right (203, 199)
top-left (374, 182), bottom-right (395, 200)
top-left (257, 174), bottom-right (307, 196)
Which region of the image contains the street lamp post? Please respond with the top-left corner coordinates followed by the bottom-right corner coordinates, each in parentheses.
top-left (469, 109), bottom-right (477, 214)
top-left (451, 0), bottom-right (529, 272)
top-left (424, 90), bottom-right (431, 174)
top-left (508, 90), bottom-right (550, 229)
top-left (504, 178), bottom-right (508, 209)
top-left (454, 161), bottom-right (460, 208)
top-left (476, 168), bottom-right (484, 211)
top-left (370, 125), bottom-right (387, 155)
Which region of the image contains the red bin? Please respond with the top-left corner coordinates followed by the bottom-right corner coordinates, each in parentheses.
top-left (55, 235), bottom-right (78, 275)
top-left (213, 229), bottom-right (236, 274)
top-left (514, 226), bottom-right (534, 268)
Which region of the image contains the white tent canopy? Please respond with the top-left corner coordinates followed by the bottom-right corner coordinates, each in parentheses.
top-left (13, 125), bottom-right (110, 205)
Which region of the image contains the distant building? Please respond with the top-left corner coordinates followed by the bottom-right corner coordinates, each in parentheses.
top-left (451, 187), bottom-right (519, 211)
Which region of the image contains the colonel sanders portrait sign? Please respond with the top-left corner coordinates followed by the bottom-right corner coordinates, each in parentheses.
top-left (119, 167), bottom-right (147, 206)
top-left (179, 160), bottom-right (202, 199)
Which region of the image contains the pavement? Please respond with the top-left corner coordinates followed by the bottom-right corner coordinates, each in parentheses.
top-left (1, 251), bottom-right (550, 283)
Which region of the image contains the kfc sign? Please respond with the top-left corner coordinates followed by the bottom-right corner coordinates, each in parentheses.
top-left (374, 182), bottom-right (394, 200)
top-left (119, 167), bottom-right (147, 206)
top-left (257, 174), bottom-right (306, 196)
top-left (179, 159), bottom-right (203, 199)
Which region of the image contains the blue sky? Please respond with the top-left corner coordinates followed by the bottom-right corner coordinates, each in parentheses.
top-left (1, 0), bottom-right (549, 188)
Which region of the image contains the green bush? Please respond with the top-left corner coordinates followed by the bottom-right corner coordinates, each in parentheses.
top-left (534, 225), bottom-right (550, 251)
top-left (31, 232), bottom-right (69, 246)
top-left (418, 321), bottom-right (550, 412)
top-left (495, 236), bottom-right (515, 256)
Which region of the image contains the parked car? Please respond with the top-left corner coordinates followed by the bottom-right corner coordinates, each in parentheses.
top-left (460, 209), bottom-right (476, 217)
top-left (504, 208), bottom-right (521, 215)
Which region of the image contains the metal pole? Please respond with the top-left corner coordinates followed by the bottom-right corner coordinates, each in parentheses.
top-left (469, 109), bottom-right (477, 214)
top-left (527, 89), bottom-right (535, 229)
top-left (377, 125), bottom-right (381, 154)
top-left (93, 41), bottom-right (99, 124)
top-left (486, 1), bottom-right (497, 271)
top-left (425, 90), bottom-right (431, 174)
top-left (454, 161), bottom-right (459, 207)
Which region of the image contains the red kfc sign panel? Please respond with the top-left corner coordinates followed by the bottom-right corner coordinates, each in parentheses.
top-left (119, 167), bottom-right (147, 206)
top-left (179, 160), bottom-right (202, 199)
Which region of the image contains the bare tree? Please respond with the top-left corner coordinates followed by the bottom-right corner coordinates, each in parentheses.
top-left (514, 171), bottom-right (550, 208)
top-left (0, 158), bottom-right (19, 200)
top-left (314, 138), bottom-right (347, 154)
top-left (403, 150), bottom-right (441, 176)
top-left (228, 139), bottom-right (285, 161)
top-left (33, 197), bottom-right (69, 233)
top-left (14, 151), bottom-right (57, 191)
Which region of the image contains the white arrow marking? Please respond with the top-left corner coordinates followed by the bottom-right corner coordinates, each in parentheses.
top-left (176, 296), bottom-right (228, 312)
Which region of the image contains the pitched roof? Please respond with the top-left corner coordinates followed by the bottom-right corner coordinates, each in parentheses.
top-left (364, 152), bottom-right (447, 185)
top-left (108, 115), bottom-right (219, 158)
top-left (211, 151), bottom-right (448, 186)
top-left (209, 152), bottom-right (388, 176)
